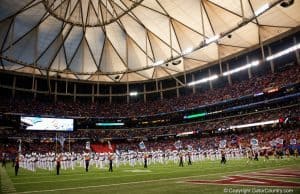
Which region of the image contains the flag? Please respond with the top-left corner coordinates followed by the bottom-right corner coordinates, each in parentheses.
top-left (116, 149), bottom-right (121, 156)
top-left (250, 138), bottom-right (258, 146)
top-left (139, 141), bottom-right (146, 150)
top-left (174, 140), bottom-right (182, 149)
top-left (18, 139), bottom-right (22, 153)
top-left (108, 140), bottom-right (113, 150)
top-left (219, 140), bottom-right (227, 148)
top-left (290, 138), bottom-right (297, 145)
top-left (231, 139), bottom-right (237, 144)
top-left (86, 141), bottom-right (91, 150)
top-left (58, 136), bottom-right (65, 151)
top-left (276, 138), bottom-right (284, 145)
top-left (269, 140), bottom-right (277, 147)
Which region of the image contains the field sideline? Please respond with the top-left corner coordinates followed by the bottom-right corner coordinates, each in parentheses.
top-left (1, 158), bottom-right (300, 194)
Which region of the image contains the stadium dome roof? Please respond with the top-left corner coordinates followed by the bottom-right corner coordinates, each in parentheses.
top-left (0, 0), bottom-right (299, 82)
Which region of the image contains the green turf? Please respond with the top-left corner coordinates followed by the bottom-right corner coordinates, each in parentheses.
top-left (1, 158), bottom-right (300, 194)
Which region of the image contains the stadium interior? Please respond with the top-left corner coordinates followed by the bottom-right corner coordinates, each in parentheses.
top-left (0, 0), bottom-right (299, 193)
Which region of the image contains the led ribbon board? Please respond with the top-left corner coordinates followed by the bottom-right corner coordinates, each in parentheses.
top-left (229, 119), bottom-right (279, 129)
top-left (96, 123), bottom-right (124, 126)
top-left (184, 112), bottom-right (207, 119)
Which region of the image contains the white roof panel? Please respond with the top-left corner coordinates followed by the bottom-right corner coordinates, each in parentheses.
top-left (0, 0), bottom-right (298, 82)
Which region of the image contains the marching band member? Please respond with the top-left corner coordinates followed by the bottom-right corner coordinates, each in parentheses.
top-left (56, 154), bottom-right (62, 175)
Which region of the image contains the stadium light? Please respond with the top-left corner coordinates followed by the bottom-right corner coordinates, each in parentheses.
top-left (229, 119), bottom-right (279, 129)
top-left (176, 131), bottom-right (195, 137)
top-left (222, 60), bottom-right (259, 76)
top-left (205, 34), bottom-right (220, 44)
top-left (188, 75), bottom-right (218, 86)
top-left (182, 47), bottom-right (193, 55)
top-left (266, 43), bottom-right (300, 61)
top-left (129, 91), bottom-right (138, 96)
top-left (254, 3), bottom-right (269, 16)
top-left (152, 60), bottom-right (164, 67)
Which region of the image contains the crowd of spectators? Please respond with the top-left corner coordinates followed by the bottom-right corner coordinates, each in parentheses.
top-left (0, 65), bottom-right (299, 118)
top-left (2, 105), bottom-right (297, 140)
top-left (1, 125), bottom-right (299, 155)
top-left (116, 128), bottom-right (300, 152)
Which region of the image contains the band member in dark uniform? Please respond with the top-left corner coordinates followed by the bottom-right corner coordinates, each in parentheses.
top-left (264, 149), bottom-right (269, 161)
top-left (15, 154), bottom-right (20, 176)
top-left (188, 152), bottom-right (192, 165)
top-left (254, 151), bottom-right (259, 161)
top-left (56, 154), bottom-right (61, 175)
top-left (85, 153), bottom-right (90, 172)
top-left (144, 153), bottom-right (148, 168)
top-left (294, 148), bottom-right (299, 158)
top-left (108, 154), bottom-right (113, 172)
top-left (2, 153), bottom-right (6, 168)
top-left (179, 152), bottom-right (184, 167)
top-left (285, 148), bottom-right (290, 159)
top-left (247, 150), bottom-right (253, 160)
top-left (221, 150), bottom-right (226, 164)
top-left (12, 155), bottom-right (16, 167)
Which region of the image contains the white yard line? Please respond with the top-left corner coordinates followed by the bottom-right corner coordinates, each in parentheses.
top-left (16, 164), bottom-right (298, 194)
top-left (12, 162), bottom-right (272, 184)
top-left (0, 167), bottom-right (17, 194)
top-left (11, 159), bottom-right (287, 179)
top-left (13, 171), bottom-right (178, 185)
top-left (11, 160), bottom-right (287, 182)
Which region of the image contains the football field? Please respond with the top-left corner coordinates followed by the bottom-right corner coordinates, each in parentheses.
top-left (1, 158), bottom-right (300, 194)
